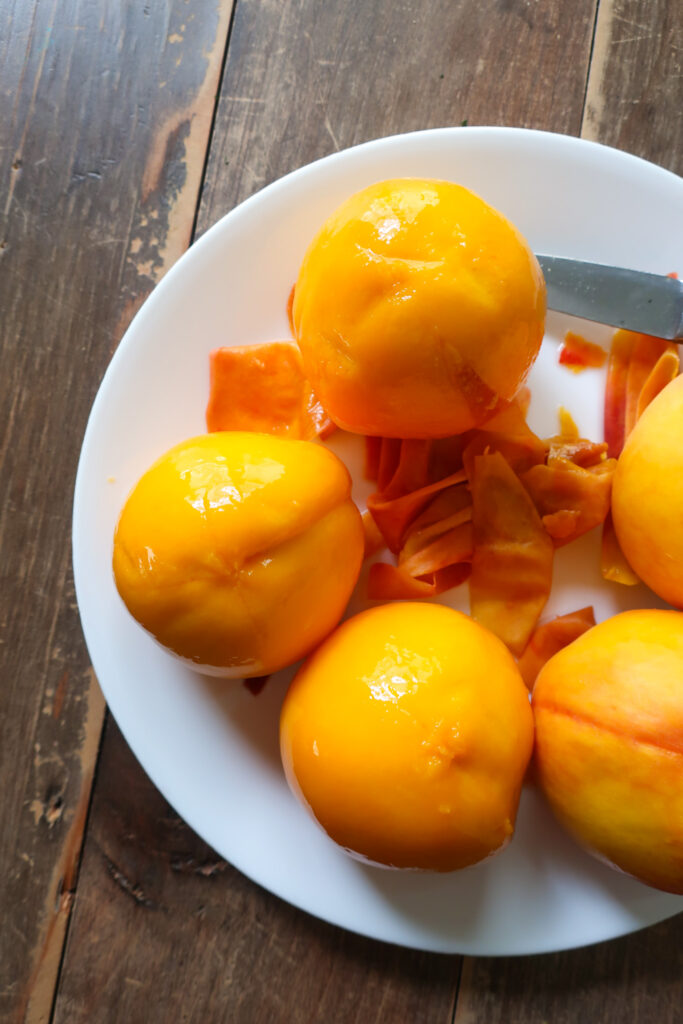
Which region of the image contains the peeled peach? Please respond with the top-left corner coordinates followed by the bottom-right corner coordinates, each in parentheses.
top-left (280, 602), bottom-right (534, 871)
top-left (533, 610), bottom-right (683, 893)
top-left (113, 432), bottom-right (363, 676)
top-left (612, 373), bottom-right (683, 607)
top-left (293, 178), bottom-right (545, 438)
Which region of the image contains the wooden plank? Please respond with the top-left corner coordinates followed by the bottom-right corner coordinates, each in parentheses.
top-left (52, 1), bottom-right (599, 1021)
top-left (52, 719), bottom-right (457, 1024)
top-left (452, 915), bottom-right (683, 1024)
top-left (452, 1), bottom-right (683, 1020)
top-left (0, 3), bottom-right (233, 1021)
top-left (583, 0), bottom-right (683, 175)
top-left (196, 0), bottom-right (598, 226)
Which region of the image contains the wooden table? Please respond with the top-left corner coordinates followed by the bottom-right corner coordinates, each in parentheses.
top-left (1, 2), bottom-right (681, 1021)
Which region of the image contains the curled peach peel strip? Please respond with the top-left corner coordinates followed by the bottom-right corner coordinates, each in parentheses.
top-left (399, 485), bottom-right (472, 559)
top-left (363, 436), bottom-right (382, 483)
top-left (547, 436), bottom-right (607, 468)
top-left (399, 508), bottom-right (473, 565)
top-left (427, 434), bottom-right (468, 483)
top-left (517, 606), bottom-right (596, 690)
top-left (603, 330), bottom-right (633, 458)
top-left (636, 349), bottom-right (680, 420)
top-left (601, 330), bottom-right (679, 585)
top-left (604, 330), bottom-right (677, 458)
top-left (520, 457), bottom-right (616, 548)
top-left (380, 438), bottom-right (432, 499)
top-left (361, 509), bottom-right (385, 559)
top-left (376, 438), bottom-right (402, 492)
top-left (399, 520), bottom-right (473, 578)
top-left (541, 509), bottom-right (581, 542)
top-left (469, 451), bottom-right (554, 656)
top-left (367, 560), bottom-right (470, 601)
top-left (362, 389), bottom-right (615, 611)
top-left (461, 398), bottom-right (548, 478)
top-left (600, 512), bottom-right (640, 586)
top-left (367, 469), bottom-right (468, 554)
top-left (623, 334), bottom-right (675, 438)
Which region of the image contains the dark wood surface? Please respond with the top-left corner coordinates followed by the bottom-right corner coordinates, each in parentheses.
top-left (0, 2), bottom-right (233, 1019)
top-left (1, 1), bottom-right (681, 1021)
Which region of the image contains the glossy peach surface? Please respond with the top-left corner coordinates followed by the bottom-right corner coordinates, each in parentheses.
top-left (612, 374), bottom-right (683, 607)
top-left (113, 432), bottom-right (364, 676)
top-left (280, 602), bottom-right (534, 871)
top-left (533, 610), bottom-right (683, 893)
top-left (293, 178), bottom-right (545, 438)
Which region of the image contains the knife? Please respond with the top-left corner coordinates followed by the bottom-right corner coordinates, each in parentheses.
top-left (536, 255), bottom-right (683, 341)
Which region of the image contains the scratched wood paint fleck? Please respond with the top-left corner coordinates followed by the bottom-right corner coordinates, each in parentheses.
top-left (583, 0), bottom-right (683, 175)
top-left (0, 2), bottom-right (234, 1021)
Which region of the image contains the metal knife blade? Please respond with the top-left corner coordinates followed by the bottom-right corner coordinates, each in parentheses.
top-left (536, 255), bottom-right (683, 341)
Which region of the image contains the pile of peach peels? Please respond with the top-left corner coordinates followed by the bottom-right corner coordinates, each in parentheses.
top-left (206, 316), bottom-right (679, 688)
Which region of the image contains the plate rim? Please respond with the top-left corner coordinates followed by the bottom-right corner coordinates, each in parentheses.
top-left (72, 125), bottom-right (683, 956)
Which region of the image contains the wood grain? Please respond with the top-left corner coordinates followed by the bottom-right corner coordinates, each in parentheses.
top-left (51, 2), bottom-right (607, 1022)
top-left (52, 719), bottom-right (457, 1024)
top-left (583, 0), bottom-right (683, 175)
top-left (0, 2), bottom-right (233, 1021)
top-left (452, 915), bottom-right (683, 1024)
top-left (196, 0), bottom-right (598, 228)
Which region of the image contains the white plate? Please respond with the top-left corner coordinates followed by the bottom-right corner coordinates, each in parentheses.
top-left (73, 128), bottom-right (683, 955)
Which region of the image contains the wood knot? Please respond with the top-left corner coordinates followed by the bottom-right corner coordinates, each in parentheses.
top-left (45, 790), bottom-right (65, 827)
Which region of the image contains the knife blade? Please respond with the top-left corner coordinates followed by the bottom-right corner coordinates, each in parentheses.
top-left (536, 255), bottom-right (683, 341)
